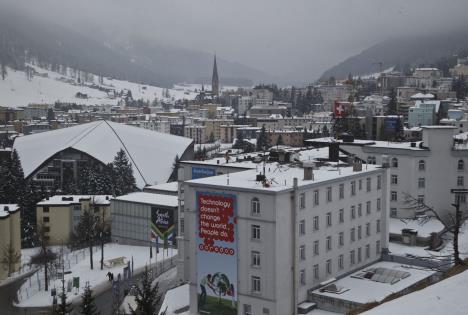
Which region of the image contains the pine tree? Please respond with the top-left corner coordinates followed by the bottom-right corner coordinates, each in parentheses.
top-left (386, 89), bottom-right (398, 115)
top-left (130, 267), bottom-right (161, 315)
top-left (256, 125), bottom-right (269, 151)
top-left (55, 286), bottom-right (73, 315)
top-left (113, 149), bottom-right (136, 196)
top-left (79, 284), bottom-right (100, 315)
top-left (276, 134), bottom-right (284, 146)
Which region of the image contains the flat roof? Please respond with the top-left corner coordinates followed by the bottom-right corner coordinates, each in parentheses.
top-left (144, 182), bottom-right (178, 192)
top-left (311, 261), bottom-right (436, 304)
top-left (389, 217), bottom-right (444, 238)
top-left (188, 163), bottom-right (382, 193)
top-left (0, 204), bottom-right (19, 218)
top-left (113, 192), bottom-right (178, 208)
top-left (37, 195), bottom-right (111, 206)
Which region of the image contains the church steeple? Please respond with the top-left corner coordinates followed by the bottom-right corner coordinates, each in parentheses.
top-left (211, 54), bottom-right (219, 98)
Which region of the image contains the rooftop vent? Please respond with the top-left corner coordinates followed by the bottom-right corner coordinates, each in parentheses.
top-left (4, 206), bottom-right (9, 211)
top-left (410, 142), bottom-right (416, 147)
top-left (62, 196), bottom-right (74, 201)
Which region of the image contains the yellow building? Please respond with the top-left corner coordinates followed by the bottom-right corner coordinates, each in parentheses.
top-left (0, 204), bottom-right (21, 281)
top-left (36, 195), bottom-right (111, 246)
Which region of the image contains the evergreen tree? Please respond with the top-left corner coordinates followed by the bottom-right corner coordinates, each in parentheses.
top-left (208, 131), bottom-right (215, 143)
top-left (256, 125), bottom-right (269, 151)
top-left (386, 89), bottom-right (398, 115)
top-left (452, 75), bottom-right (467, 101)
top-left (55, 285), bottom-right (73, 315)
top-left (113, 149), bottom-right (136, 196)
top-left (276, 134), bottom-right (284, 146)
top-left (47, 108), bottom-right (55, 121)
top-left (79, 284), bottom-right (100, 315)
top-left (130, 267), bottom-right (162, 315)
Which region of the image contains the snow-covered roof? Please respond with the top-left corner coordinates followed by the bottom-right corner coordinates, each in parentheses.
top-left (0, 204), bottom-right (19, 218)
top-left (144, 182), bottom-right (179, 193)
top-left (312, 261), bottom-right (436, 305)
top-left (410, 93), bottom-right (434, 100)
top-left (113, 192), bottom-right (178, 207)
top-left (158, 283), bottom-right (189, 315)
top-left (37, 195), bottom-right (112, 206)
top-left (14, 120), bottom-right (193, 188)
top-left (363, 269), bottom-right (468, 315)
top-left (389, 217), bottom-right (444, 238)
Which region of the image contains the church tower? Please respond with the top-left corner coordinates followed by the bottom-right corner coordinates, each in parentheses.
top-left (211, 54), bottom-right (219, 98)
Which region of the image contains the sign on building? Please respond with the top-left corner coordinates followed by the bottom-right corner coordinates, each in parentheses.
top-left (192, 167), bottom-right (216, 179)
top-left (197, 192), bottom-right (237, 314)
top-left (150, 207), bottom-right (175, 248)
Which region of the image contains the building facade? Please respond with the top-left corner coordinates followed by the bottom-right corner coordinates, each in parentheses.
top-left (0, 204), bottom-right (21, 281)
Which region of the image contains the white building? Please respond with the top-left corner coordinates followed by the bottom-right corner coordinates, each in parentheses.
top-left (407, 100), bottom-right (440, 127)
top-left (337, 126), bottom-right (468, 219)
top-left (179, 161), bottom-right (389, 315)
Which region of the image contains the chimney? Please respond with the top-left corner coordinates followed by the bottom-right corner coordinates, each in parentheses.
top-left (303, 161), bottom-right (315, 180)
top-left (4, 206), bottom-right (9, 211)
top-left (353, 160), bottom-right (362, 172)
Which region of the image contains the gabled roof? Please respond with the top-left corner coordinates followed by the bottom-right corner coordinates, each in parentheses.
top-left (14, 120), bottom-right (193, 188)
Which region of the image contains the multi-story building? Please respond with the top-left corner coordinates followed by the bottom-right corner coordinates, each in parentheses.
top-left (180, 162), bottom-right (389, 315)
top-left (407, 100), bottom-right (440, 127)
top-left (0, 204), bottom-right (21, 281)
top-left (36, 195), bottom-right (111, 245)
top-left (184, 125), bottom-right (206, 144)
top-left (336, 126), bottom-right (468, 219)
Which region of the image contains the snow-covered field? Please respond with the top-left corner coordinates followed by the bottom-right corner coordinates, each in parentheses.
top-left (0, 64), bottom-right (198, 108)
top-left (16, 244), bottom-right (177, 307)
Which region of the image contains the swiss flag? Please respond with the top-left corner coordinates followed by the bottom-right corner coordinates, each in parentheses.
top-left (334, 101), bottom-right (346, 117)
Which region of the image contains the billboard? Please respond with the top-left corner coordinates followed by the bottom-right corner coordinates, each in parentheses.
top-left (150, 207), bottom-right (175, 248)
top-left (192, 167), bottom-right (216, 179)
top-left (384, 116), bottom-right (399, 133)
top-left (197, 192), bottom-right (237, 314)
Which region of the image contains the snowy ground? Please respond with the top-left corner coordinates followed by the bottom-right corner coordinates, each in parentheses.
top-left (15, 244), bottom-right (177, 307)
top-left (0, 64), bottom-right (198, 108)
top-left (158, 283), bottom-right (189, 315)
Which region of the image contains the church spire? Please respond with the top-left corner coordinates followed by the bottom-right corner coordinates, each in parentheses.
top-left (212, 54), bottom-right (219, 98)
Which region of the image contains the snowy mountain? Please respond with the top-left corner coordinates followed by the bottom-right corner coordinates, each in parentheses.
top-left (0, 64), bottom-right (199, 108)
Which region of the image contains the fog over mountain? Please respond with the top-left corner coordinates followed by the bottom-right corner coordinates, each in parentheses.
top-left (1, 0), bottom-right (468, 85)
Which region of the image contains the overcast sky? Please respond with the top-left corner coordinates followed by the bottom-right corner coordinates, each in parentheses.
top-left (3, 0), bottom-right (468, 83)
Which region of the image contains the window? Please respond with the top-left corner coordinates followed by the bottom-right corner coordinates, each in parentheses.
top-left (326, 212), bottom-right (332, 227)
top-left (299, 245), bottom-right (306, 261)
top-left (351, 206), bottom-right (356, 219)
top-left (358, 225), bottom-right (362, 240)
top-left (313, 240), bottom-right (319, 256)
top-left (350, 250), bottom-right (356, 265)
top-left (358, 203), bottom-right (362, 217)
top-left (313, 190), bottom-right (319, 206)
top-left (339, 232), bottom-right (344, 246)
top-left (326, 236), bottom-right (332, 251)
top-left (251, 198), bottom-right (260, 215)
top-left (299, 193), bottom-right (305, 209)
top-left (358, 247), bottom-right (362, 263)
top-left (418, 177), bottom-right (425, 188)
top-left (43, 226), bottom-right (50, 232)
top-left (243, 304), bottom-right (252, 315)
top-left (366, 244), bottom-right (370, 259)
top-left (376, 220), bottom-right (381, 233)
top-left (180, 218), bottom-right (185, 234)
top-left (351, 180), bottom-right (356, 196)
top-left (43, 216), bottom-right (50, 223)
top-left (458, 160), bottom-right (464, 171)
top-left (251, 251), bottom-right (261, 267)
top-left (300, 269), bottom-right (306, 285)
top-left (263, 308), bottom-right (270, 315)
top-left (299, 220), bottom-right (306, 235)
top-left (376, 240), bottom-right (381, 254)
top-left (391, 175), bottom-right (398, 185)
top-left (417, 195), bottom-right (425, 204)
top-left (456, 194), bottom-right (467, 204)
top-left (366, 178), bottom-right (371, 192)
top-left (390, 208), bottom-right (397, 218)
top-left (326, 259), bottom-right (332, 274)
top-left (457, 176), bottom-right (464, 187)
top-left (377, 175), bottom-right (382, 190)
top-left (391, 191), bottom-right (397, 202)
top-left (339, 184), bottom-right (344, 199)
top-left (43, 206), bottom-right (49, 213)
top-left (377, 198), bottom-right (381, 211)
top-left (326, 186), bottom-right (332, 202)
top-left (366, 223), bottom-right (370, 237)
top-left (419, 160), bottom-right (425, 171)
top-left (391, 157), bottom-right (398, 168)
top-left (313, 264), bottom-right (319, 279)
top-left (313, 216), bottom-right (319, 231)
top-left (359, 179), bottom-right (363, 190)
top-left (252, 276), bottom-right (261, 293)
top-left (339, 209), bottom-right (344, 223)
top-left (366, 201), bottom-right (371, 215)
top-left (350, 228), bottom-right (356, 242)
top-left (338, 254), bottom-right (344, 270)
top-left (251, 225), bottom-right (261, 240)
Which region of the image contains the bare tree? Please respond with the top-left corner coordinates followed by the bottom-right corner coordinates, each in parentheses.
top-left (97, 207), bottom-right (111, 270)
top-left (1, 243), bottom-right (21, 277)
top-left (404, 192), bottom-right (468, 266)
top-left (30, 225), bottom-right (57, 291)
top-left (76, 209), bottom-right (99, 270)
